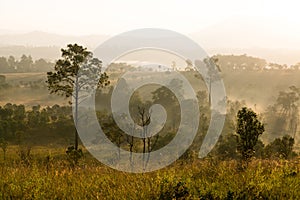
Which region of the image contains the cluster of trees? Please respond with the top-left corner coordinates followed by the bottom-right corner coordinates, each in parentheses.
top-left (0, 55), bottom-right (54, 73)
top-left (215, 132), bottom-right (296, 160)
top-left (214, 98), bottom-right (298, 161)
top-left (0, 103), bottom-right (75, 163)
top-left (0, 103), bottom-right (73, 143)
top-left (0, 100), bottom-right (296, 164)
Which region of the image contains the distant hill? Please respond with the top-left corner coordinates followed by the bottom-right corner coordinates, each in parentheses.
top-left (0, 31), bottom-right (109, 48)
top-left (0, 28), bottom-right (299, 65)
top-left (0, 46), bottom-right (60, 61)
top-left (0, 31), bottom-right (110, 60)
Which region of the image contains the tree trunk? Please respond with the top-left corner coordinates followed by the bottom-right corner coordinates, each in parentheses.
top-left (129, 136), bottom-right (134, 170)
top-left (74, 76), bottom-right (79, 150)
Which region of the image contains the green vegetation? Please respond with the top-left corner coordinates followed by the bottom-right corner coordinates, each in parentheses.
top-left (46, 43), bottom-right (109, 151)
top-left (0, 47), bottom-right (300, 199)
top-left (236, 107), bottom-right (265, 162)
top-left (265, 135), bottom-right (296, 159)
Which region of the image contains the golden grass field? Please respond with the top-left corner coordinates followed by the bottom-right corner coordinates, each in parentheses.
top-left (0, 146), bottom-right (299, 199)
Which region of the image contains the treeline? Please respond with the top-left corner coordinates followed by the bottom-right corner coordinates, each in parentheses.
top-left (0, 103), bottom-right (73, 143)
top-left (0, 98), bottom-right (298, 165)
top-left (0, 55), bottom-right (54, 73)
top-left (214, 130), bottom-right (297, 160)
top-left (0, 80), bottom-right (299, 163)
top-left (213, 54), bottom-right (300, 71)
top-left (1, 54), bottom-right (300, 73)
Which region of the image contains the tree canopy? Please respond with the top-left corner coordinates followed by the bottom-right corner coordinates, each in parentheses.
top-left (236, 107), bottom-right (265, 161)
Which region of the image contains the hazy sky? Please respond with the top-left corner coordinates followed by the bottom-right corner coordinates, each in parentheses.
top-left (1, 0), bottom-right (300, 36)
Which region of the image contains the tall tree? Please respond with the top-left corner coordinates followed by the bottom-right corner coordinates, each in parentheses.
top-left (46, 44), bottom-right (109, 150)
top-left (202, 57), bottom-right (221, 105)
top-left (236, 107), bottom-right (264, 162)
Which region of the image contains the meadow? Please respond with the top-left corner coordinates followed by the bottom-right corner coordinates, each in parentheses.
top-left (0, 147), bottom-right (299, 199)
top-left (0, 129), bottom-right (298, 198)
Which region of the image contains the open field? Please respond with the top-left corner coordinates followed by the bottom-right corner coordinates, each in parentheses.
top-left (0, 72), bottom-right (67, 107)
top-left (3, 72), bottom-right (45, 83)
top-left (0, 147), bottom-right (299, 200)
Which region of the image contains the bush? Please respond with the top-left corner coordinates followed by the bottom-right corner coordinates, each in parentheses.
top-left (66, 145), bottom-right (83, 166)
top-left (264, 135), bottom-right (297, 159)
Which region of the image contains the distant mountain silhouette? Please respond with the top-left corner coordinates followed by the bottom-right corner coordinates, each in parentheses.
top-left (0, 31), bottom-right (109, 48)
top-left (0, 21), bottom-right (300, 65)
top-left (0, 45), bottom-right (61, 61)
top-left (0, 31), bottom-right (109, 60)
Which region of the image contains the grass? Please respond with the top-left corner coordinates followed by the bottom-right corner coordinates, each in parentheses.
top-left (0, 147), bottom-right (299, 199)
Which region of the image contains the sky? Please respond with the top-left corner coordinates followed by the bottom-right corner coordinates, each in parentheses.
top-left (1, 0), bottom-right (300, 65)
top-left (1, 0), bottom-right (300, 36)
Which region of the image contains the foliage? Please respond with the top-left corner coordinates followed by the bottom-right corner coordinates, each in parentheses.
top-left (46, 44), bottom-right (109, 98)
top-left (0, 103), bottom-right (26, 140)
top-left (236, 107), bottom-right (265, 161)
top-left (151, 79), bottom-right (181, 131)
top-left (213, 100), bottom-right (246, 160)
top-left (264, 135), bottom-right (297, 159)
top-left (46, 44), bottom-right (109, 150)
top-left (0, 103), bottom-right (73, 144)
top-left (159, 180), bottom-right (190, 199)
top-left (66, 145), bottom-right (83, 166)
top-left (215, 135), bottom-right (238, 160)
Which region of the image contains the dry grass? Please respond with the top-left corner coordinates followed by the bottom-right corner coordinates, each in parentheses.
top-left (0, 148), bottom-right (299, 199)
